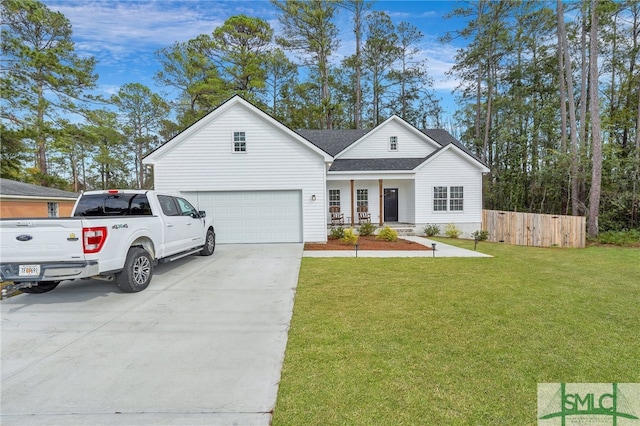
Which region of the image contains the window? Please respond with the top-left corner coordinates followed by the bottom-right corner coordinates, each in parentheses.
top-left (233, 131), bottom-right (246, 153)
top-left (158, 195), bottom-right (180, 216)
top-left (433, 186), bottom-right (448, 211)
top-left (449, 186), bottom-right (464, 211)
top-left (74, 194), bottom-right (152, 216)
top-left (357, 189), bottom-right (368, 207)
top-left (433, 186), bottom-right (464, 211)
top-left (47, 202), bottom-right (59, 217)
top-left (389, 136), bottom-right (398, 151)
top-left (329, 189), bottom-right (340, 207)
top-left (176, 197), bottom-right (198, 217)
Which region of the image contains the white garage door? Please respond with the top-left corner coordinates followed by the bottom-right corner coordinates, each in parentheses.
top-left (183, 191), bottom-right (302, 243)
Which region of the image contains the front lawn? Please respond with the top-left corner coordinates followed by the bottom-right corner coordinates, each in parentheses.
top-left (273, 240), bottom-right (640, 425)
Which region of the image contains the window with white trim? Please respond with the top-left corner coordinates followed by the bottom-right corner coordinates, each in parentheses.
top-left (357, 189), bottom-right (368, 207)
top-left (47, 202), bottom-right (59, 217)
top-left (449, 186), bottom-right (464, 211)
top-left (433, 186), bottom-right (464, 211)
top-left (329, 189), bottom-right (340, 207)
top-left (389, 136), bottom-right (398, 151)
top-left (233, 131), bottom-right (246, 153)
top-left (433, 186), bottom-right (448, 211)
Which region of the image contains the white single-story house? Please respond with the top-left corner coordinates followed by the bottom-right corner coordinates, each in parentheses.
top-left (143, 95), bottom-right (489, 243)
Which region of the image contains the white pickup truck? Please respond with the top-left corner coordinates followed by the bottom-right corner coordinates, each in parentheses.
top-left (0, 189), bottom-right (215, 295)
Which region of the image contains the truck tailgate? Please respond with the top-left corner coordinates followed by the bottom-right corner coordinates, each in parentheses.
top-left (0, 219), bottom-right (85, 263)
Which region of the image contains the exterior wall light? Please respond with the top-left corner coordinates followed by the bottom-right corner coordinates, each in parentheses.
top-left (311, 194), bottom-right (316, 201)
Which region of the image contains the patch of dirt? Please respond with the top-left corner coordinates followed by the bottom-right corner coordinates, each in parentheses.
top-left (304, 235), bottom-right (431, 251)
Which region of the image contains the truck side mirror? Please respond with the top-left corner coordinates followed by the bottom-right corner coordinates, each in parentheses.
top-left (198, 211), bottom-right (206, 218)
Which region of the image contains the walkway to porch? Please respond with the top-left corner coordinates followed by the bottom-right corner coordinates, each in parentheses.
top-left (304, 236), bottom-right (492, 258)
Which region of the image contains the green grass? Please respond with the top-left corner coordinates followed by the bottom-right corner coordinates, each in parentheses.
top-left (273, 240), bottom-right (640, 425)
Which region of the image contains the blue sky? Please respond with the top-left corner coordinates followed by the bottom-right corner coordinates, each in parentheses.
top-left (41, 0), bottom-right (470, 119)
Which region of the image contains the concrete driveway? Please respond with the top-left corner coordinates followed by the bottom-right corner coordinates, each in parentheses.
top-left (1, 243), bottom-right (303, 426)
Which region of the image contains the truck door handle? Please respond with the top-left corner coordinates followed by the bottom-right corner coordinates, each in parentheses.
top-left (167, 224), bottom-right (173, 228)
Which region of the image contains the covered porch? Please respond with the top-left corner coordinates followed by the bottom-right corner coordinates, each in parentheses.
top-left (326, 175), bottom-right (416, 228)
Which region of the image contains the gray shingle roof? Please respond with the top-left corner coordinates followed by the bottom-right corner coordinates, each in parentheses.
top-left (298, 127), bottom-right (486, 172)
top-left (0, 179), bottom-right (78, 199)
top-left (329, 158), bottom-right (427, 172)
top-left (296, 129), bottom-right (369, 156)
top-left (421, 129), bottom-right (483, 163)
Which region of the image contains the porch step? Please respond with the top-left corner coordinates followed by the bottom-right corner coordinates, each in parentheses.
top-left (390, 227), bottom-right (416, 236)
top-left (383, 224), bottom-right (416, 236)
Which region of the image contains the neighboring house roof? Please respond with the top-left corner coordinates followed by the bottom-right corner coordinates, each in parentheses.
top-left (0, 178), bottom-right (78, 199)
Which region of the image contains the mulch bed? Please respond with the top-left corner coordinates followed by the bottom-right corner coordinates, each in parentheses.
top-left (304, 235), bottom-right (431, 251)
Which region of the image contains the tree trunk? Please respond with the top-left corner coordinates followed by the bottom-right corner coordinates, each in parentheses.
top-left (36, 80), bottom-right (47, 179)
top-left (353, 1), bottom-right (363, 129)
top-left (579, 7), bottom-right (588, 212)
top-left (587, 0), bottom-right (602, 238)
top-left (557, 0), bottom-right (580, 216)
top-left (556, 16), bottom-right (567, 155)
top-left (476, 63), bottom-right (483, 162)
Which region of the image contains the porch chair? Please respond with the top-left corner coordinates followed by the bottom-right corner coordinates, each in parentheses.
top-left (329, 206), bottom-right (344, 226)
top-left (357, 205), bottom-right (371, 224)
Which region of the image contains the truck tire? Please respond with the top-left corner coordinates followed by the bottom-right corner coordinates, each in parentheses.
top-left (200, 228), bottom-right (215, 256)
top-left (20, 281), bottom-right (60, 294)
top-left (116, 247), bottom-right (153, 293)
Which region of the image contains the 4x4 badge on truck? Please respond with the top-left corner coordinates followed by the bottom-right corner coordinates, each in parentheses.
top-left (16, 235), bottom-right (33, 242)
top-left (67, 233), bottom-right (79, 241)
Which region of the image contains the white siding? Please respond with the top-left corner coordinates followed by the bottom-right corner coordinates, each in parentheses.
top-left (339, 120), bottom-right (438, 159)
top-left (415, 148), bottom-right (484, 234)
top-left (151, 102), bottom-right (327, 242)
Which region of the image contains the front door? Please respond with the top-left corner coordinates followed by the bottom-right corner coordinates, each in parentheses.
top-left (384, 188), bottom-right (398, 222)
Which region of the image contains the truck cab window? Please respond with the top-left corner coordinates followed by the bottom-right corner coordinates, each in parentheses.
top-left (158, 195), bottom-right (180, 216)
top-left (176, 197), bottom-right (198, 217)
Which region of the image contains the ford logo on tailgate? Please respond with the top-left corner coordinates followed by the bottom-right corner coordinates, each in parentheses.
top-left (16, 235), bottom-right (33, 242)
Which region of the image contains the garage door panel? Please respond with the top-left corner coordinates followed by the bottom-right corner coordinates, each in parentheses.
top-left (184, 190), bottom-right (302, 243)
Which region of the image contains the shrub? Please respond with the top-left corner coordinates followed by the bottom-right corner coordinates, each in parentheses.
top-left (329, 226), bottom-right (344, 240)
top-left (359, 222), bottom-right (376, 236)
top-left (342, 228), bottom-right (359, 245)
top-left (376, 226), bottom-right (398, 242)
top-left (597, 229), bottom-right (640, 246)
top-left (472, 229), bottom-right (489, 241)
top-left (444, 223), bottom-right (463, 238)
top-left (423, 224), bottom-right (440, 237)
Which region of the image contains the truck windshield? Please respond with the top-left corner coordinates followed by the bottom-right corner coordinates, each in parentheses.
top-left (74, 194), bottom-right (152, 216)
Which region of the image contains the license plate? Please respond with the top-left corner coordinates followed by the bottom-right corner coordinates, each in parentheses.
top-left (19, 264), bottom-right (41, 276)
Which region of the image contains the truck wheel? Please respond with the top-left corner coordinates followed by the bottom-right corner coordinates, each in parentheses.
top-left (20, 281), bottom-right (60, 294)
top-left (116, 247), bottom-right (153, 293)
top-left (200, 229), bottom-right (215, 256)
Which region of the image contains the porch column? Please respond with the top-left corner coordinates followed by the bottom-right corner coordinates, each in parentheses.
top-left (379, 179), bottom-right (383, 226)
top-left (350, 179), bottom-right (355, 227)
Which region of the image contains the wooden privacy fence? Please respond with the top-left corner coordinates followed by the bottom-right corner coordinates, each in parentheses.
top-left (482, 210), bottom-right (586, 248)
